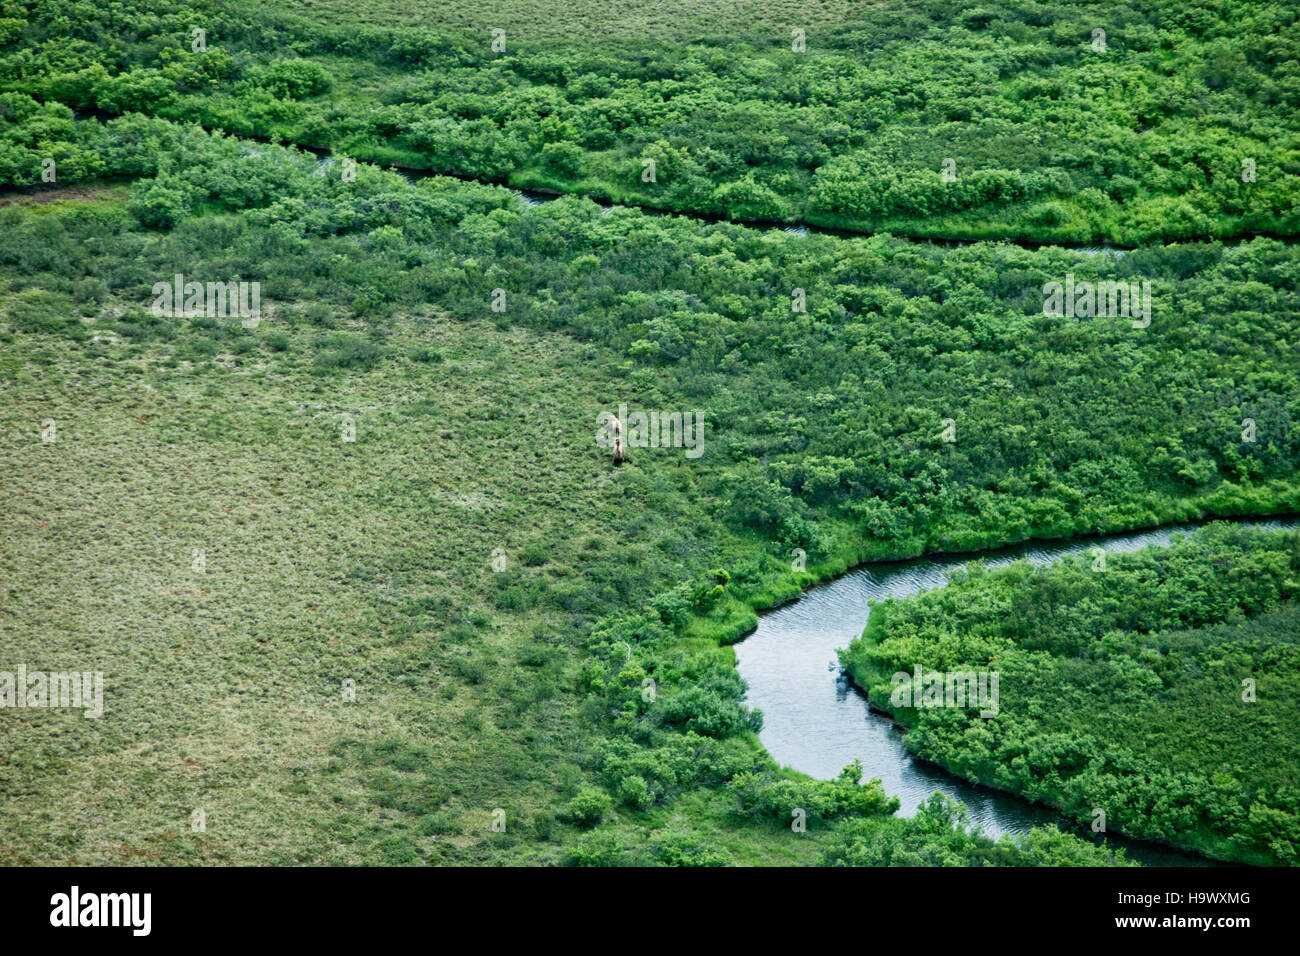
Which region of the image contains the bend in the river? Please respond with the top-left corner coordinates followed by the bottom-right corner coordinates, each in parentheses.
top-left (733, 516), bottom-right (1300, 866)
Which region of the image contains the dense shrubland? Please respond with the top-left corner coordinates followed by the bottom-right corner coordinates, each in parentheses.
top-left (841, 524), bottom-right (1300, 864)
top-left (2, 0), bottom-right (1299, 242)
top-left (6, 123), bottom-right (1299, 584)
top-left (825, 793), bottom-right (1131, 866)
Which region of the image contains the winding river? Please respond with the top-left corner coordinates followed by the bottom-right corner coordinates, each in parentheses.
top-left (733, 517), bottom-right (1300, 865)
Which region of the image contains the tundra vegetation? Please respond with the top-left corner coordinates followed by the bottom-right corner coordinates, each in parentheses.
top-left (0, 0), bottom-right (1296, 865)
top-left (2, 0), bottom-right (1298, 242)
top-left (841, 525), bottom-right (1300, 865)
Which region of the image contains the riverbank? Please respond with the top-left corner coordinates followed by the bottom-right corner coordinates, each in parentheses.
top-left (826, 520), bottom-right (1300, 865)
top-left (732, 519), bottom-right (1300, 863)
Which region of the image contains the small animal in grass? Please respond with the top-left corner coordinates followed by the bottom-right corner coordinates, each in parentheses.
top-left (610, 415), bottom-right (626, 466)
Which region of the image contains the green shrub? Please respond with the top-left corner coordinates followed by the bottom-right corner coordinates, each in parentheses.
top-left (408, 345), bottom-right (443, 363)
top-left (566, 830), bottom-right (626, 866)
top-left (650, 831), bottom-right (733, 867)
top-left (532, 811), bottom-right (555, 841)
top-left (538, 142), bottom-right (584, 179)
top-left (521, 542), bottom-right (548, 566)
top-left (617, 774), bottom-right (653, 810)
top-left (251, 59), bottom-right (333, 99)
top-left (729, 761), bottom-right (900, 827)
top-left (417, 812), bottom-right (461, 836)
top-left (313, 334), bottom-right (386, 370)
top-left (563, 786), bottom-right (612, 827)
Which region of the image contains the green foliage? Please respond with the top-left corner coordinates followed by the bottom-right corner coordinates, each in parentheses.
top-left (249, 59), bottom-right (333, 100)
top-left (616, 774), bottom-right (653, 810)
top-left (562, 786), bottom-right (612, 827)
top-left (729, 761), bottom-right (901, 827)
top-left (7, 0), bottom-right (1298, 243)
top-left (566, 830), bottom-right (626, 866)
top-left (407, 345), bottom-right (443, 363)
top-left (313, 334), bottom-right (387, 370)
top-left (842, 525), bottom-right (1300, 864)
top-left (127, 176), bottom-right (193, 229)
top-left (649, 830), bottom-right (733, 867)
top-left (661, 668), bottom-right (762, 739)
top-left (3, 0), bottom-right (1297, 868)
top-left (825, 793), bottom-right (1132, 867)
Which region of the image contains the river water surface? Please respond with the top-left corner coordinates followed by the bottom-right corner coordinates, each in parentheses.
top-left (733, 517), bottom-right (1299, 865)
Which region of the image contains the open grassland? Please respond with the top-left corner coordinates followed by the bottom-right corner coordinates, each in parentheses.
top-left (1, 286), bottom-right (828, 865)
top-left (0, 303), bottom-right (627, 863)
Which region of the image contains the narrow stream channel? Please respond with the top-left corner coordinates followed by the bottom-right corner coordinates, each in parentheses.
top-left (733, 517), bottom-right (1300, 865)
top-left (311, 153), bottom-right (1136, 252)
